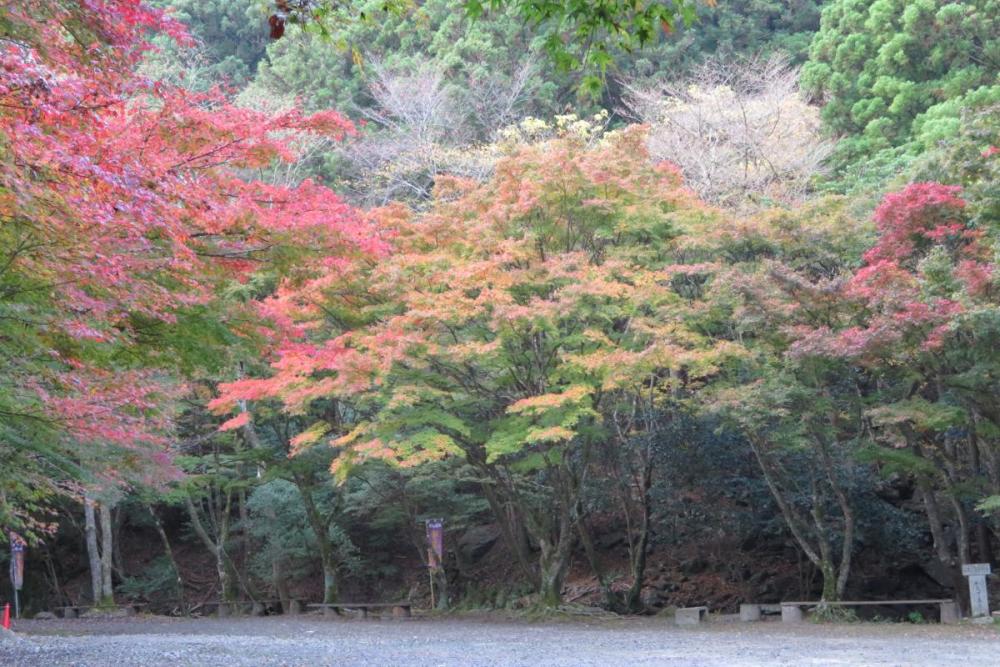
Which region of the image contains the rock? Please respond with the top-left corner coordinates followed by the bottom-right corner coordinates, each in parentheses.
top-left (919, 559), bottom-right (952, 588)
top-left (458, 524), bottom-right (500, 562)
top-left (680, 557), bottom-right (707, 575)
top-left (594, 530), bottom-right (627, 550)
top-left (32, 611), bottom-right (56, 620)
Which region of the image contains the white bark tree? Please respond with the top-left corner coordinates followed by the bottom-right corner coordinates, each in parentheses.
top-left (622, 55), bottom-right (832, 211)
top-left (340, 59), bottom-right (535, 205)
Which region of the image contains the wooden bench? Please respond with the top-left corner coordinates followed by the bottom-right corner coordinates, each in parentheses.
top-left (776, 599), bottom-right (958, 624)
top-left (248, 599), bottom-right (303, 616)
top-left (675, 606), bottom-right (708, 626)
top-left (306, 602), bottom-right (412, 619)
top-left (198, 599), bottom-right (304, 617)
top-left (58, 603), bottom-right (147, 618)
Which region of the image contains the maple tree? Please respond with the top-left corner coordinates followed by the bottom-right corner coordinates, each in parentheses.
top-left (733, 177), bottom-right (999, 602)
top-left (215, 124), bottom-right (740, 606)
top-left (0, 1), bottom-right (379, 545)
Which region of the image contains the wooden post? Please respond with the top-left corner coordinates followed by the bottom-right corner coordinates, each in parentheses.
top-left (429, 568), bottom-right (436, 610)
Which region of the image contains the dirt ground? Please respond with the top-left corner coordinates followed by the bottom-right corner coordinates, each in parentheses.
top-left (2, 613), bottom-right (999, 666)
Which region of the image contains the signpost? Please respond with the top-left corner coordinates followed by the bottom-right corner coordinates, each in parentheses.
top-left (961, 563), bottom-right (991, 619)
top-left (9, 532), bottom-right (26, 619)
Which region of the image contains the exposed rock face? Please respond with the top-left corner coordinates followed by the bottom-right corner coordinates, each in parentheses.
top-left (458, 525), bottom-right (500, 563)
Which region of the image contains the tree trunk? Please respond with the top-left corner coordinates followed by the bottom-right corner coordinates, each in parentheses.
top-left (478, 471), bottom-right (537, 586)
top-left (99, 500), bottom-right (115, 605)
top-left (535, 498), bottom-right (577, 608)
top-left (295, 476), bottom-right (340, 604)
top-left (819, 559), bottom-right (838, 602)
top-left (112, 505), bottom-right (125, 579)
top-left (84, 494), bottom-right (103, 604)
top-left (147, 503), bottom-right (184, 610)
top-left (622, 456), bottom-right (653, 614)
top-left (272, 557), bottom-right (291, 612)
top-left (537, 536), bottom-right (573, 607)
top-left (623, 507), bottom-right (651, 612)
top-left (321, 559), bottom-right (339, 605)
top-left (576, 514), bottom-right (616, 609)
top-left (185, 492), bottom-right (236, 602)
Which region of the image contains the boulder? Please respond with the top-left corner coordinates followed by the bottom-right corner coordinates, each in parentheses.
top-left (458, 524), bottom-right (500, 562)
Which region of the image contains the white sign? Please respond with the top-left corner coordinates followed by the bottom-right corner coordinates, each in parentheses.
top-left (962, 563), bottom-right (992, 577)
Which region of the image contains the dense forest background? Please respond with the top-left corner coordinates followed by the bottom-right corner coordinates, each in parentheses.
top-left (2, 0), bottom-right (999, 619)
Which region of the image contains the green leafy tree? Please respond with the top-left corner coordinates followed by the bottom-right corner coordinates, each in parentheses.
top-left (802, 0), bottom-right (1000, 183)
top-left (148, 0), bottom-right (269, 85)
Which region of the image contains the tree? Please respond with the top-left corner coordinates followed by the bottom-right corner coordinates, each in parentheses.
top-left (148, 0), bottom-right (269, 86)
top-left (623, 54), bottom-right (831, 209)
top-left (0, 0), bottom-right (377, 543)
top-left (775, 182), bottom-right (999, 608)
top-left (265, 0), bottom-right (701, 95)
top-left (694, 197), bottom-right (875, 601)
top-left (216, 124), bottom-right (738, 606)
top-left (802, 0), bottom-right (1000, 181)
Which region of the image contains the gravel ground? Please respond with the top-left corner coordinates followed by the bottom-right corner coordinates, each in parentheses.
top-left (2, 614), bottom-right (999, 666)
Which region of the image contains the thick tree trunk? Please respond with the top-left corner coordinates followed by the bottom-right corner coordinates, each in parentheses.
top-left (431, 566), bottom-right (450, 610)
top-left (537, 537), bottom-right (573, 607)
top-left (272, 557), bottom-right (291, 612)
top-left (321, 560), bottom-right (339, 605)
top-left (99, 501), bottom-right (115, 605)
top-left (535, 501), bottom-right (576, 608)
top-left (478, 471), bottom-right (537, 586)
top-left (84, 494), bottom-right (103, 604)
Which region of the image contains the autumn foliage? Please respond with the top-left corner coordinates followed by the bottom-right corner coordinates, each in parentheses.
top-left (0, 1), bottom-right (378, 529)
top-left (5, 0), bottom-right (1000, 615)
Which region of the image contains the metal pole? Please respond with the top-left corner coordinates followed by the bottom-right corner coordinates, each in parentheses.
top-left (14, 589), bottom-right (20, 619)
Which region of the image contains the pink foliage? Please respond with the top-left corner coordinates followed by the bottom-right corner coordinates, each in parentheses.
top-left (865, 183), bottom-right (966, 264)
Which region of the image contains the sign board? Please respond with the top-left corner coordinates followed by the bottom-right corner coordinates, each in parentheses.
top-left (426, 519), bottom-right (444, 569)
top-left (9, 532), bottom-right (26, 591)
top-left (962, 563), bottom-right (992, 577)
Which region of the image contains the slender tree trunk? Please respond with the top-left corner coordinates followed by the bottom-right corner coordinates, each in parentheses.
top-left (240, 488), bottom-right (252, 594)
top-left (147, 503), bottom-right (185, 610)
top-left (623, 455), bottom-right (653, 613)
top-left (99, 501), bottom-right (115, 604)
top-left (185, 493), bottom-right (236, 603)
top-left (295, 476), bottom-right (340, 604)
top-left (623, 504), bottom-right (652, 612)
top-left (84, 494), bottom-right (103, 604)
top-left (112, 505), bottom-right (125, 579)
top-left (816, 433), bottom-right (855, 600)
top-left (478, 471), bottom-right (537, 586)
top-left (576, 514), bottom-right (616, 609)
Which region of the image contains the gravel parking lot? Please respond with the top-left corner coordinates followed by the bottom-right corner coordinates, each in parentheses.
top-left (3, 614), bottom-right (999, 666)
